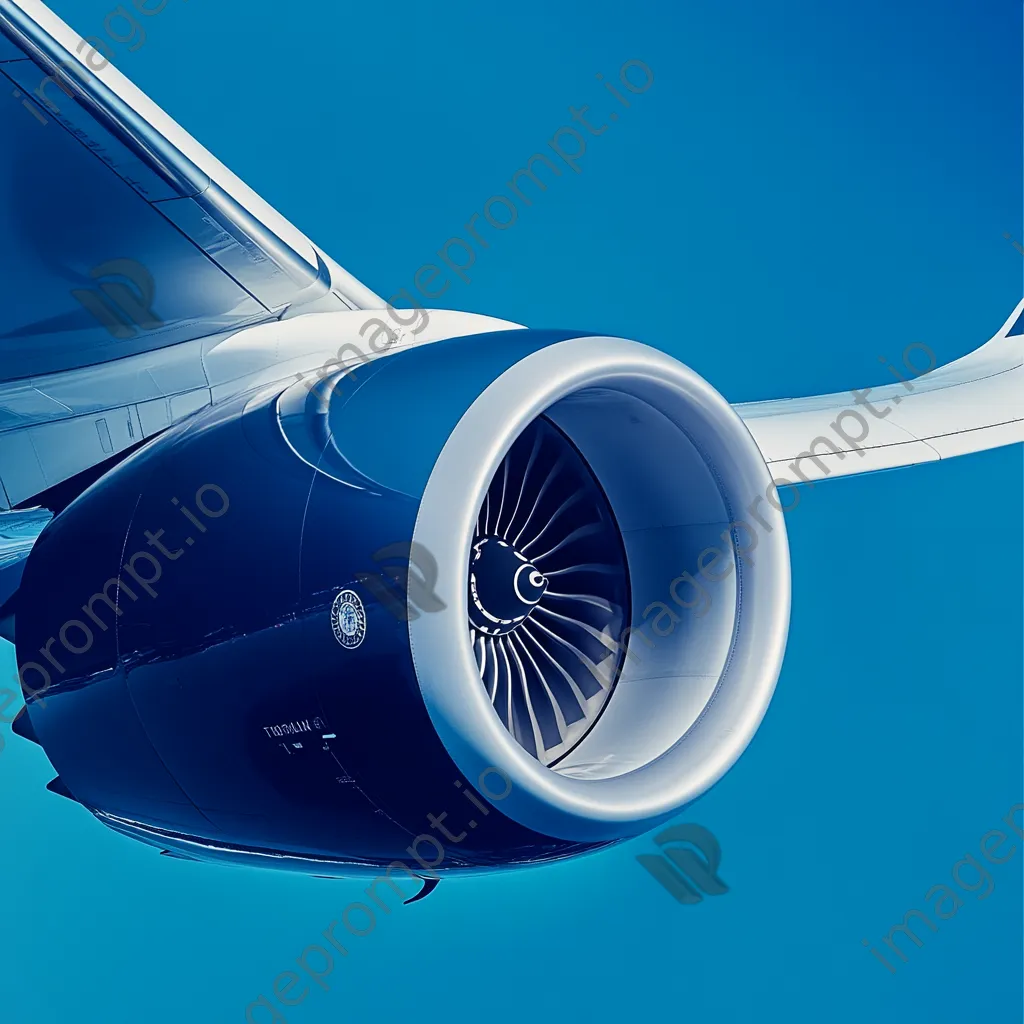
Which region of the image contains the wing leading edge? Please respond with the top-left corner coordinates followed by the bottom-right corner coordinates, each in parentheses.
top-left (735, 300), bottom-right (1024, 485)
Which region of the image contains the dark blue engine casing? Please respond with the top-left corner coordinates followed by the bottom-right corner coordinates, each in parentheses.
top-left (15, 328), bottom-right (610, 874)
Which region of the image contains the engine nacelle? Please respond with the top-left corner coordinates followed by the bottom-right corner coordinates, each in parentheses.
top-left (14, 328), bottom-right (790, 873)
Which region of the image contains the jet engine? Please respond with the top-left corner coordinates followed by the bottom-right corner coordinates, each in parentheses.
top-left (11, 328), bottom-right (790, 873)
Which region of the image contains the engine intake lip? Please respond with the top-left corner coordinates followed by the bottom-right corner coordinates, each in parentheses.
top-left (409, 336), bottom-right (791, 843)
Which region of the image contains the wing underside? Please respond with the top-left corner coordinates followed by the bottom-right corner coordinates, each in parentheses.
top-left (0, 0), bottom-right (381, 384)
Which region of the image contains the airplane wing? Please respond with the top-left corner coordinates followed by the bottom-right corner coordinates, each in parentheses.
top-left (735, 300), bottom-right (1024, 485)
top-left (0, 0), bottom-right (383, 388)
top-left (0, 0), bottom-right (1019, 522)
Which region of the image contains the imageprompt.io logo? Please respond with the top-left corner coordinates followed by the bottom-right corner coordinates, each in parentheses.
top-left (72, 258), bottom-right (163, 339)
top-left (636, 824), bottom-right (729, 905)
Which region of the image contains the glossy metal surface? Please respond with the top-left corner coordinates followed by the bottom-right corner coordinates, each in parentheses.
top-left (14, 330), bottom-right (615, 872)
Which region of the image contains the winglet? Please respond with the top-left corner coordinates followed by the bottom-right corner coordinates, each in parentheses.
top-left (995, 297), bottom-right (1024, 339)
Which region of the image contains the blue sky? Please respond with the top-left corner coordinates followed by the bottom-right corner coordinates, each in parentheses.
top-left (0, 1), bottom-right (1020, 1022)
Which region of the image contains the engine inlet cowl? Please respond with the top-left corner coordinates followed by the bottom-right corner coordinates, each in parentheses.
top-left (405, 331), bottom-right (792, 844)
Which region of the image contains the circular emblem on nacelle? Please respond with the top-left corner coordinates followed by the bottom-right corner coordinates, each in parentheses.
top-left (331, 589), bottom-right (366, 649)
